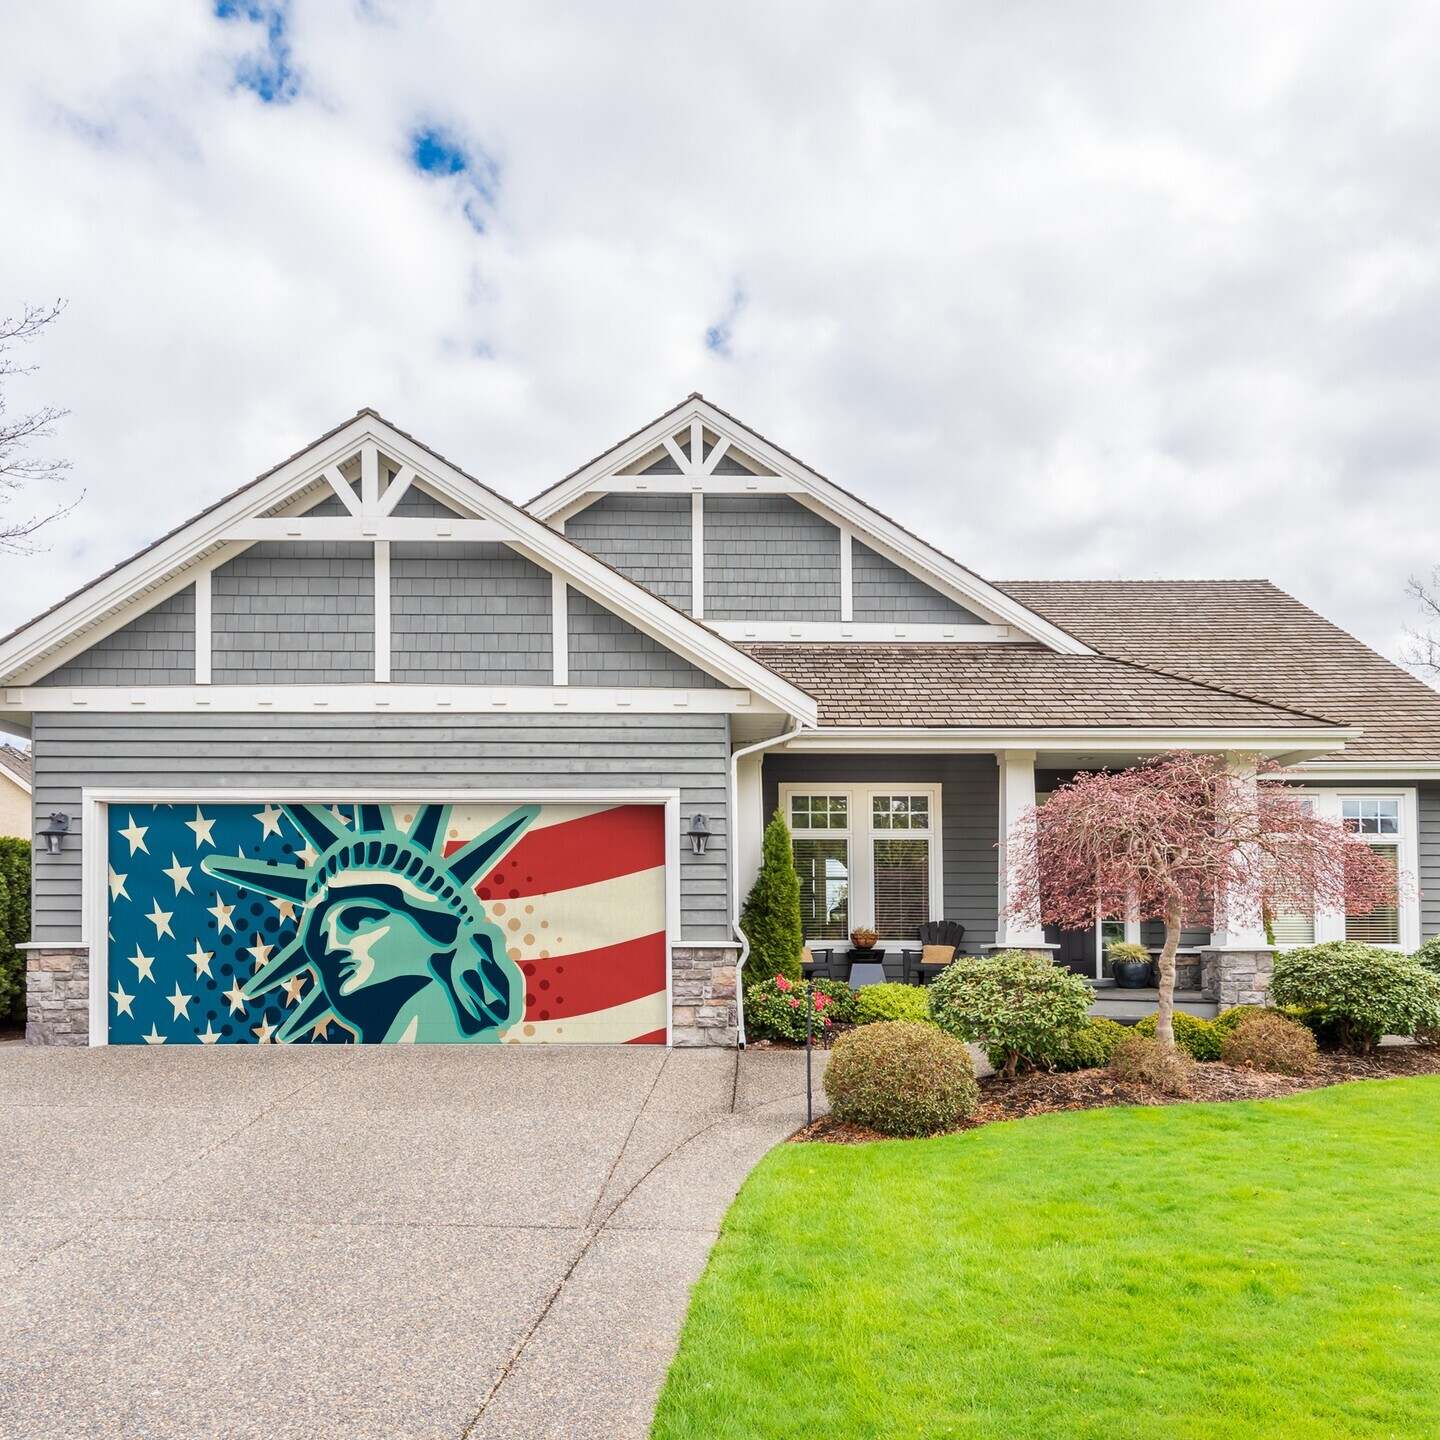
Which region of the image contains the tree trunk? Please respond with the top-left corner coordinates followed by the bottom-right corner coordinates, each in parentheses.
top-left (1155, 905), bottom-right (1182, 1050)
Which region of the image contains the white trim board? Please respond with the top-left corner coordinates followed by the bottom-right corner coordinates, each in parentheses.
top-left (81, 786), bottom-right (687, 1048)
top-left (4, 683), bottom-right (774, 716)
top-left (524, 395), bottom-right (1095, 656)
top-left (0, 413), bottom-right (818, 725)
top-left (712, 621), bottom-right (1015, 643)
top-left (779, 726), bottom-right (1357, 757)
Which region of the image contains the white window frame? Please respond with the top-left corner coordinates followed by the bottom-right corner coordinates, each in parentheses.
top-left (780, 782), bottom-right (944, 945)
top-left (1272, 787), bottom-right (1419, 952)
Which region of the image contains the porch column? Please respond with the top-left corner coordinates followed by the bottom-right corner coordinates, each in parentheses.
top-left (733, 750), bottom-right (766, 905)
top-left (1201, 751), bottom-right (1274, 1006)
top-left (994, 749), bottom-right (1049, 949)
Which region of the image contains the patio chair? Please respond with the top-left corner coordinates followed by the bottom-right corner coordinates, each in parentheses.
top-left (902, 920), bottom-right (966, 985)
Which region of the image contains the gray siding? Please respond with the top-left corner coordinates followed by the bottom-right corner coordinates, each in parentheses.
top-left (567, 591), bottom-right (720, 688)
top-left (391, 543), bottom-right (551, 684)
top-left (704, 496), bottom-right (841, 621)
top-left (30, 711), bottom-right (731, 940)
top-left (39, 588), bottom-right (195, 686)
top-left (1421, 783), bottom-right (1440, 942)
top-left (564, 495), bottom-right (692, 611)
top-left (212, 543), bottom-right (374, 684)
top-left (763, 752), bottom-right (999, 980)
top-left (390, 485), bottom-right (464, 518)
top-left (851, 541), bottom-right (983, 624)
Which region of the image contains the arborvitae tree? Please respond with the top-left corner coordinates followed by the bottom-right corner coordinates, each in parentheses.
top-left (741, 809), bottom-right (804, 985)
top-left (0, 836), bottom-right (28, 1024)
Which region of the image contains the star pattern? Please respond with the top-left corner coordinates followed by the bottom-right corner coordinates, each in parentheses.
top-left (108, 865), bottom-right (129, 901)
top-left (184, 806), bottom-right (217, 848)
top-left (163, 854), bottom-right (194, 895)
top-left (118, 814), bottom-right (149, 855)
top-left (145, 902), bottom-right (174, 940)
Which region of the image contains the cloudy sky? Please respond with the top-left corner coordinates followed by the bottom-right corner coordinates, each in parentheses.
top-left (2, 0), bottom-right (1439, 669)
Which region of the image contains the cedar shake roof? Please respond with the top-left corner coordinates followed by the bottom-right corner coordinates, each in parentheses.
top-left (735, 643), bottom-right (1335, 730)
top-left (995, 580), bottom-right (1440, 763)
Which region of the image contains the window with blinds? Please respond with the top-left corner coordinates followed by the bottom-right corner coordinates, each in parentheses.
top-left (1345, 844), bottom-right (1400, 945)
top-left (874, 838), bottom-right (929, 937)
top-left (793, 838), bottom-right (850, 939)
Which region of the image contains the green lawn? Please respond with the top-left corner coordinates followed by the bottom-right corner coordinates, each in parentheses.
top-left (653, 1078), bottom-right (1440, 1440)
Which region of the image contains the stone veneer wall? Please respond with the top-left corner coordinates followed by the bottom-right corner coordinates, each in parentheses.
top-left (1199, 948), bottom-right (1275, 1009)
top-left (671, 946), bottom-right (738, 1047)
top-left (25, 945), bottom-right (90, 1046)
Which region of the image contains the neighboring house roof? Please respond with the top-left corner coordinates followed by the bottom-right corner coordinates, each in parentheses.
top-left (736, 642), bottom-right (1340, 731)
top-left (0, 744), bottom-right (31, 791)
top-left (997, 580), bottom-right (1440, 764)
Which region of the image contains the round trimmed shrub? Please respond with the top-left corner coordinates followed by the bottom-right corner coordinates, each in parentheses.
top-left (1053, 1016), bottom-right (1128, 1071)
top-left (928, 950), bottom-right (1093, 1078)
top-left (822, 1021), bottom-right (978, 1136)
top-left (1269, 942), bottom-right (1440, 1052)
top-left (1220, 1010), bottom-right (1318, 1076)
top-left (1108, 1030), bottom-right (1197, 1097)
top-left (1411, 936), bottom-right (1440, 975)
top-left (1132, 1011), bottom-right (1223, 1062)
top-left (853, 982), bottom-right (932, 1026)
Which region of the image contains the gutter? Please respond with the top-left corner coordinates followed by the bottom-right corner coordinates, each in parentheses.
top-left (729, 714), bottom-right (809, 1047)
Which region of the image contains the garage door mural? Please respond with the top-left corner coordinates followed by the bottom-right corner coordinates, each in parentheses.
top-left (105, 801), bottom-right (668, 1045)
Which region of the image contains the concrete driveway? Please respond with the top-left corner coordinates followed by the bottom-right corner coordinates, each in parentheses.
top-left (0, 1042), bottom-right (825, 1439)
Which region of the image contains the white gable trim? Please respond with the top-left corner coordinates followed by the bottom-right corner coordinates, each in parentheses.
top-left (0, 753), bottom-right (31, 794)
top-left (526, 396), bottom-right (1094, 656)
top-left (0, 413), bottom-right (818, 724)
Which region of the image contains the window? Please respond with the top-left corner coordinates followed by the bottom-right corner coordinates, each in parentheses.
top-left (784, 785), bottom-right (941, 942)
top-left (1268, 790), bottom-right (1415, 950)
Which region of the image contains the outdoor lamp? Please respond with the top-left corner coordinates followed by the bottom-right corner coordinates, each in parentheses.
top-left (686, 813), bottom-right (712, 855)
top-left (38, 813), bottom-right (70, 856)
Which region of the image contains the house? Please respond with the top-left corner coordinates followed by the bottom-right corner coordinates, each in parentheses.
top-left (5, 395), bottom-right (1438, 1047)
top-left (0, 744), bottom-right (31, 839)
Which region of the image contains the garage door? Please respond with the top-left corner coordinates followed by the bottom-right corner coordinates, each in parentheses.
top-left (104, 801), bottom-right (669, 1045)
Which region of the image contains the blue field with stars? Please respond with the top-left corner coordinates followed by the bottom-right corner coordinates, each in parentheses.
top-left (106, 801), bottom-right (354, 1045)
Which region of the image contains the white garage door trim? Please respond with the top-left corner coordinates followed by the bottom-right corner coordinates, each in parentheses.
top-left (82, 787), bottom-right (683, 1048)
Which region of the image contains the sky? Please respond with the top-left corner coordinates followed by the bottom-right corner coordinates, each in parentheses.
top-left (2, 0), bottom-right (1439, 671)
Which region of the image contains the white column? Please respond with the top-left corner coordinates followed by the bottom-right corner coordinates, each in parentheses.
top-left (373, 541), bottom-right (391, 682)
top-left (734, 751), bottom-right (766, 903)
top-left (551, 573), bottom-right (569, 686)
top-left (691, 491), bottom-right (704, 618)
top-left (193, 571), bottom-right (211, 685)
top-left (838, 525), bottom-right (853, 622)
top-left (995, 749), bottom-right (1049, 948)
top-left (1209, 751), bottom-right (1271, 949)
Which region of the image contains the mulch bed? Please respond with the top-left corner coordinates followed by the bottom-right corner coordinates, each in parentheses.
top-left (791, 1046), bottom-right (1440, 1144)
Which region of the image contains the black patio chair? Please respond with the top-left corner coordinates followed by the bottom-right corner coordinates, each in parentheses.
top-left (902, 920), bottom-right (966, 985)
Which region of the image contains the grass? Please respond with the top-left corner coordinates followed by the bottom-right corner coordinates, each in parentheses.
top-left (652, 1077), bottom-right (1440, 1440)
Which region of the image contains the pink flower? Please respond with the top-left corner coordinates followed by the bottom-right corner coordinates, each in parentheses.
top-left (822, 1016), bottom-right (832, 1027)
top-left (813, 992), bottom-right (828, 1008)
top-left (775, 975), bottom-right (792, 992)
top-left (788, 997), bottom-right (800, 1008)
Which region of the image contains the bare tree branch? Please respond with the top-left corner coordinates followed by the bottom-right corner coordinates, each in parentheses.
top-left (0, 299), bottom-right (77, 551)
top-left (1403, 569), bottom-right (1440, 677)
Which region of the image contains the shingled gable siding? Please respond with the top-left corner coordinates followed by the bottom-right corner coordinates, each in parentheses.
top-left (567, 590), bottom-right (721, 688)
top-left (762, 751), bottom-right (999, 977)
top-left (37, 587), bottom-right (195, 686)
top-left (212, 542), bottom-right (374, 684)
top-left (390, 542), bottom-right (551, 684)
top-left (851, 540), bottom-right (983, 624)
top-left (564, 494), bottom-right (693, 611)
top-left (29, 711), bottom-right (732, 942)
top-left (704, 495), bottom-right (841, 621)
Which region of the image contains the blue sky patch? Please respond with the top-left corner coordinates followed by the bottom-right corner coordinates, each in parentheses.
top-left (410, 125), bottom-right (500, 233)
top-left (214, 0), bottom-right (299, 103)
top-left (705, 286), bottom-right (747, 357)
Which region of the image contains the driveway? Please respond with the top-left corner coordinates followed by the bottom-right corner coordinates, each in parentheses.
top-left (0, 1043), bottom-right (825, 1439)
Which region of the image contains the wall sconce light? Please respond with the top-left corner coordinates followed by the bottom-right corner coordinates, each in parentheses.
top-left (686, 813), bottom-right (712, 856)
top-left (38, 813), bottom-right (70, 856)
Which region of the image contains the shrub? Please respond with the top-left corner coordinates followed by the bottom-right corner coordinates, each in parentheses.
top-left (1053, 1016), bottom-right (1128, 1070)
top-left (1411, 936), bottom-right (1440, 975)
top-left (744, 974), bottom-right (840, 1043)
top-left (1108, 1030), bottom-right (1197, 1096)
top-left (740, 812), bottom-right (803, 986)
top-left (928, 950), bottom-right (1093, 1078)
top-left (1269, 942), bottom-right (1440, 1052)
top-left (853, 983), bottom-right (932, 1026)
top-left (823, 1021), bottom-right (978, 1137)
top-left (1105, 940), bottom-right (1150, 966)
top-left (1220, 1010), bottom-right (1318, 1076)
top-left (0, 836), bottom-right (30, 1026)
top-left (1214, 1004), bottom-right (1269, 1035)
top-left (1132, 1011), bottom-right (1223, 1062)
top-left (811, 977), bottom-right (858, 1026)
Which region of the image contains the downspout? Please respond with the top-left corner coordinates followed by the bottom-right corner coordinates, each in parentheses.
top-left (730, 714), bottom-right (809, 1047)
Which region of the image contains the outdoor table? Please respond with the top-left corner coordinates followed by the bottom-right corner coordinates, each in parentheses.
top-left (846, 948), bottom-right (887, 988)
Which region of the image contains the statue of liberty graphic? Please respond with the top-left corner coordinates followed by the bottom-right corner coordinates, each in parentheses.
top-left (200, 802), bottom-right (538, 1044)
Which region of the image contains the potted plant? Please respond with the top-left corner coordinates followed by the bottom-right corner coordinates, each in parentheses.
top-left (850, 927), bottom-right (879, 953)
top-left (1106, 940), bottom-right (1153, 989)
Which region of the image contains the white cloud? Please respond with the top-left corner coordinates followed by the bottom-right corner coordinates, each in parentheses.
top-left (2, 0), bottom-right (1439, 668)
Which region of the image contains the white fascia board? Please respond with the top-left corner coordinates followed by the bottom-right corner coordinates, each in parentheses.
top-left (1268, 761), bottom-right (1440, 780)
top-left (524, 397), bottom-right (1094, 656)
top-left (781, 725), bottom-right (1359, 754)
top-left (0, 757), bottom-right (31, 793)
top-left (712, 620), bottom-right (1017, 643)
top-left (3, 684), bottom-right (780, 716)
top-left (0, 413), bottom-right (818, 725)
top-left (223, 518), bottom-right (508, 542)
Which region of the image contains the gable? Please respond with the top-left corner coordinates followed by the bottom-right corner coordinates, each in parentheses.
top-left (530, 395), bottom-right (1091, 653)
top-left (38, 587), bottom-right (194, 687)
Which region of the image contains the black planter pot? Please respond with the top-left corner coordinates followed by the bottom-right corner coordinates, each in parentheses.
top-left (1113, 959), bottom-right (1153, 989)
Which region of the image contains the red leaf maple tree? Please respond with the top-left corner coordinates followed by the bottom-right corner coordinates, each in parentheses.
top-left (1004, 752), bottom-right (1399, 1048)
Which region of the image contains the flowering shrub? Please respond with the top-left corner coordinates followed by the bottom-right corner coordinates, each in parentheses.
top-left (928, 950), bottom-right (1093, 1078)
top-left (823, 1021), bottom-right (978, 1136)
top-left (1269, 942), bottom-right (1440, 1052)
top-left (853, 982), bottom-right (932, 1026)
top-left (743, 973), bottom-right (846, 1043)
